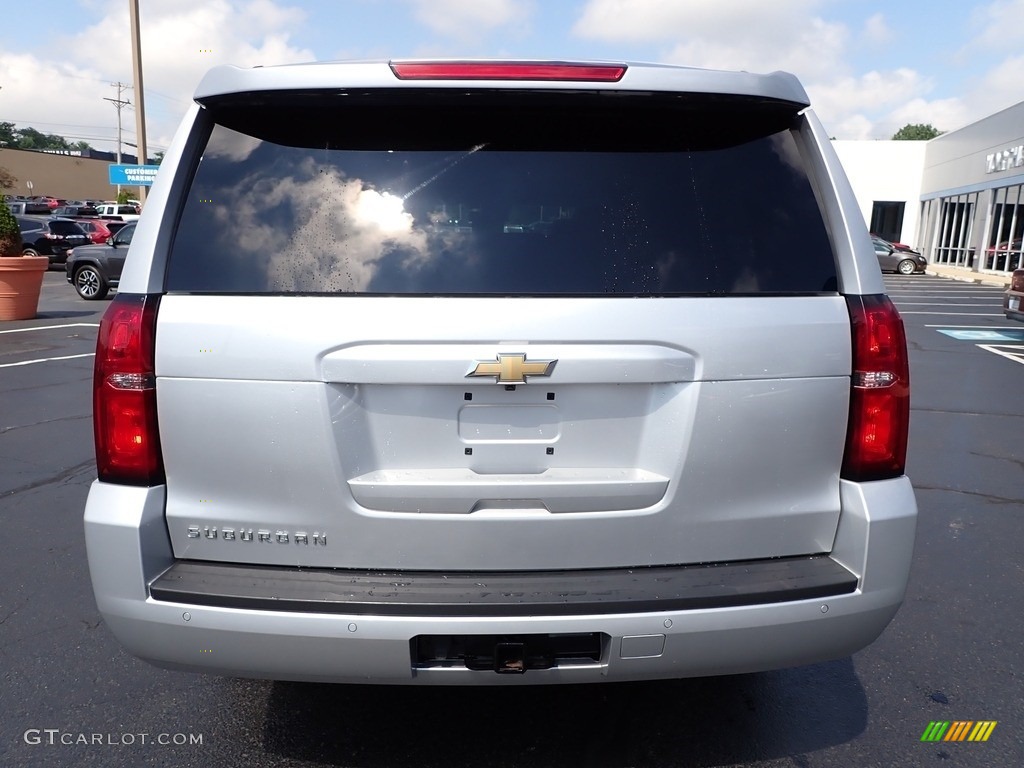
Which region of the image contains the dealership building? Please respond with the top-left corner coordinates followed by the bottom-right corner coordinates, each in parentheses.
top-left (834, 99), bottom-right (1024, 276)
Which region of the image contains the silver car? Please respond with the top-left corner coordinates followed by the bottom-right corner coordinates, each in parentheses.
top-left (84, 59), bottom-right (917, 684)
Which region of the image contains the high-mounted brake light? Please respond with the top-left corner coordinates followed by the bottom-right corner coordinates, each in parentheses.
top-left (842, 294), bottom-right (910, 482)
top-left (93, 293), bottom-right (164, 485)
top-left (390, 61), bottom-right (627, 82)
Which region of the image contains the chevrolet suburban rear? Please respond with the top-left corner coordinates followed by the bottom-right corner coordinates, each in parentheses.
top-left (83, 59), bottom-right (917, 684)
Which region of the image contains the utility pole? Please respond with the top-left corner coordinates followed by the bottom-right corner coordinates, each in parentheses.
top-left (104, 82), bottom-right (130, 200)
top-left (129, 0), bottom-right (148, 204)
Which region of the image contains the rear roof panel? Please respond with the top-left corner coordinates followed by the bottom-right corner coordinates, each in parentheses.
top-left (193, 59), bottom-right (810, 106)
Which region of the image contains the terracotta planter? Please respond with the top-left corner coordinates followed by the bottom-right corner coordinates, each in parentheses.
top-left (0, 256), bottom-right (50, 321)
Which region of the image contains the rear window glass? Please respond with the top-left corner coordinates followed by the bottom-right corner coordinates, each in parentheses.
top-left (167, 90), bottom-right (836, 295)
top-left (49, 220), bottom-right (86, 235)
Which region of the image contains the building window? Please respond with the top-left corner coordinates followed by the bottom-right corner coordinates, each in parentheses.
top-left (985, 184), bottom-right (1024, 272)
top-left (929, 193), bottom-right (978, 267)
top-left (870, 201), bottom-right (905, 245)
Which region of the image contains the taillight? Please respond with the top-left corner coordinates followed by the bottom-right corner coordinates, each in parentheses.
top-left (93, 293), bottom-right (164, 485)
top-left (842, 294), bottom-right (910, 481)
top-left (390, 61), bottom-right (627, 82)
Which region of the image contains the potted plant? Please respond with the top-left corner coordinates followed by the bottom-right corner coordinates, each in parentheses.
top-left (0, 202), bottom-right (49, 321)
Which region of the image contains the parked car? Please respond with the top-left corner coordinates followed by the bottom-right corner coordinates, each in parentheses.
top-left (15, 215), bottom-right (46, 234)
top-left (872, 235), bottom-right (927, 274)
top-left (6, 200), bottom-right (52, 215)
top-left (31, 195), bottom-right (64, 209)
top-left (19, 216), bottom-right (90, 265)
top-left (1005, 269), bottom-right (1024, 321)
top-left (94, 203), bottom-right (141, 222)
top-left (51, 205), bottom-right (100, 218)
top-left (75, 218), bottom-right (115, 244)
top-left (65, 222), bottom-right (134, 299)
top-left (84, 58), bottom-right (917, 686)
top-left (869, 233), bottom-right (916, 253)
top-left (985, 238), bottom-right (1023, 271)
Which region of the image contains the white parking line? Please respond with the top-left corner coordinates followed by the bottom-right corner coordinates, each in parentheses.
top-left (893, 302), bottom-right (998, 307)
top-left (977, 344), bottom-right (1024, 366)
top-left (888, 292), bottom-right (1005, 297)
top-left (0, 323), bottom-right (99, 368)
top-left (899, 312), bottom-right (1004, 316)
top-left (0, 353), bottom-right (95, 369)
top-left (0, 323), bottom-right (100, 335)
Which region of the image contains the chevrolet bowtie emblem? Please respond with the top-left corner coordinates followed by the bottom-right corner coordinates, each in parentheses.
top-left (467, 353), bottom-right (556, 383)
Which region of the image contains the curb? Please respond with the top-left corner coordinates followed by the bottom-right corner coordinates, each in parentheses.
top-left (926, 269), bottom-right (1011, 288)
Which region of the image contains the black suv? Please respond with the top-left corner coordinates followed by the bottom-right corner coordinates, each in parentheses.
top-left (18, 216), bottom-right (90, 265)
top-left (64, 221), bottom-right (134, 299)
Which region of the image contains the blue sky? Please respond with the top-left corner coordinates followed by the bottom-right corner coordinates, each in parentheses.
top-left (1, 0), bottom-right (1022, 154)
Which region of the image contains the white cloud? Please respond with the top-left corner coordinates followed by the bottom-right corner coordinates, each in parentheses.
top-left (885, 97), bottom-right (971, 136)
top-left (406, 0), bottom-right (534, 43)
top-left (573, 0), bottom-right (822, 44)
top-left (660, 17), bottom-right (848, 81)
top-left (968, 0), bottom-right (1024, 48)
top-left (964, 52), bottom-right (1024, 119)
top-left (809, 69), bottom-right (932, 121)
top-left (0, 0), bottom-right (314, 154)
top-left (574, 0), bottom-right (860, 125)
top-left (570, 0), bottom-right (982, 140)
top-left (862, 13), bottom-right (892, 45)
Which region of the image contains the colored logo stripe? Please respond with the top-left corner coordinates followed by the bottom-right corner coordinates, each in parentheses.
top-left (968, 721), bottom-right (997, 742)
top-left (946, 721), bottom-right (973, 741)
top-left (920, 721), bottom-right (996, 742)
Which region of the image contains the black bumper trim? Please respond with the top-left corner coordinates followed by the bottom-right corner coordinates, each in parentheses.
top-left (149, 555), bottom-right (857, 617)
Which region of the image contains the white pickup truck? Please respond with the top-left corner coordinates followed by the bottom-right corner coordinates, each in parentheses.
top-left (95, 203), bottom-right (141, 222)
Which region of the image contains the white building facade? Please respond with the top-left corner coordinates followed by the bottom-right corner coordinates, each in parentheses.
top-left (833, 101), bottom-right (1024, 276)
top-left (832, 139), bottom-right (926, 249)
top-left (917, 100), bottom-right (1024, 274)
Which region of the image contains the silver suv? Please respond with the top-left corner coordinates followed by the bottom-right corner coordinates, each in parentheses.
top-left (84, 59), bottom-right (917, 684)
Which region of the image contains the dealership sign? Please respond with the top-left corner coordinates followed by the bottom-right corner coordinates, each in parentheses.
top-left (986, 145), bottom-right (1024, 173)
top-left (108, 164), bottom-right (159, 186)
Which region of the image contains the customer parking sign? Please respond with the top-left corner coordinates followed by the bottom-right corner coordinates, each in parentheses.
top-left (108, 164), bottom-right (159, 186)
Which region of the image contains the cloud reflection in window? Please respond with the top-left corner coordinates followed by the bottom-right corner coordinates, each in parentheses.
top-left (206, 154), bottom-right (466, 292)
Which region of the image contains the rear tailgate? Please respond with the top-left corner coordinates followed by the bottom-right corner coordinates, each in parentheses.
top-left (154, 81), bottom-right (851, 571)
top-left (157, 294), bottom-right (850, 570)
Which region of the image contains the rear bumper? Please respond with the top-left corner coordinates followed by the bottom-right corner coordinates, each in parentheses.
top-left (149, 555), bottom-right (859, 616)
top-left (84, 478), bottom-right (917, 685)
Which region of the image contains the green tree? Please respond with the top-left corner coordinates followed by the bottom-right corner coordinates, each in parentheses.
top-left (0, 200), bottom-right (21, 256)
top-left (892, 123), bottom-right (942, 140)
top-left (116, 189), bottom-right (133, 204)
top-left (14, 127), bottom-right (71, 150)
top-left (0, 122), bottom-right (16, 148)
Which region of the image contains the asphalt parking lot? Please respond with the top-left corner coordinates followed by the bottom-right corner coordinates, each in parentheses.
top-left (0, 272), bottom-right (1021, 768)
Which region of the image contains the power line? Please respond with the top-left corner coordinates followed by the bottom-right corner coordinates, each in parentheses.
top-left (0, 120), bottom-right (125, 132)
top-left (34, 71), bottom-right (188, 105)
top-left (102, 82), bottom-right (131, 164)
top-left (103, 82), bottom-right (131, 195)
